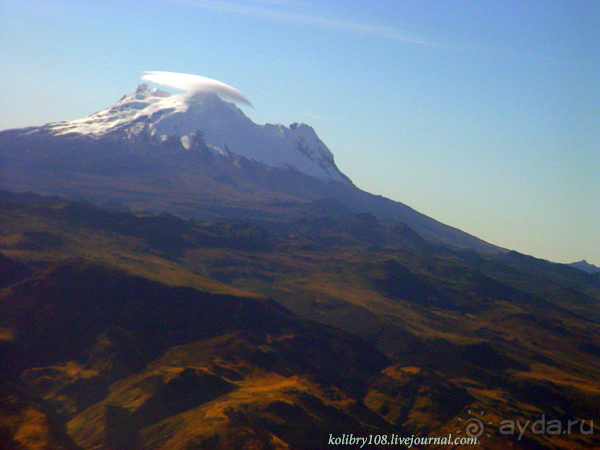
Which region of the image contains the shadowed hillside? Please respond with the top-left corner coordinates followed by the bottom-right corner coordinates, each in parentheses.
top-left (1, 193), bottom-right (599, 449)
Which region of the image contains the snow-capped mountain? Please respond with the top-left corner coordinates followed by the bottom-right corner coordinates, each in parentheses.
top-left (0, 83), bottom-right (501, 253)
top-left (37, 84), bottom-right (350, 184)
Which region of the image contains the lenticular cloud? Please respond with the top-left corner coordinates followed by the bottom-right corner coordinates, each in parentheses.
top-left (141, 71), bottom-right (252, 106)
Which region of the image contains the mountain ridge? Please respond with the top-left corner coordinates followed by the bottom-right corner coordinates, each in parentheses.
top-left (0, 83), bottom-right (501, 254)
top-left (569, 260), bottom-right (600, 274)
top-left (2, 193), bottom-right (600, 449)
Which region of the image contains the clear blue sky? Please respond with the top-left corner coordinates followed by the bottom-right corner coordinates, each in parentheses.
top-left (1, 0), bottom-right (598, 265)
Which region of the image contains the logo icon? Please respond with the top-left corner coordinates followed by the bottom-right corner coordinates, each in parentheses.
top-left (457, 410), bottom-right (493, 439)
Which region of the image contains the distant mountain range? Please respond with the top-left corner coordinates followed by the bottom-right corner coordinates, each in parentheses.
top-left (0, 84), bottom-right (499, 253)
top-left (569, 260), bottom-right (600, 274)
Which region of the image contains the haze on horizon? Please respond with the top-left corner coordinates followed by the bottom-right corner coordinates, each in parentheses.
top-left (1, 0), bottom-right (598, 266)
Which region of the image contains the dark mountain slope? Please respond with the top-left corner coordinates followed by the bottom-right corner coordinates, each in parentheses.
top-left (0, 258), bottom-right (399, 449)
top-left (0, 259), bottom-right (309, 376)
top-left (2, 194), bottom-right (600, 449)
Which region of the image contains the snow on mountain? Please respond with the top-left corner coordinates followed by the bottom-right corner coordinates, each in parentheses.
top-left (42, 84), bottom-right (350, 184)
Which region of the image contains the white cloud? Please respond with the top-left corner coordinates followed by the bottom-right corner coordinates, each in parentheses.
top-left (141, 71), bottom-right (252, 106)
top-left (303, 113), bottom-right (332, 123)
top-left (175, 1), bottom-right (565, 61)
top-left (177, 0), bottom-right (440, 48)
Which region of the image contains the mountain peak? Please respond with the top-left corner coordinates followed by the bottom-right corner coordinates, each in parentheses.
top-left (35, 85), bottom-right (350, 184)
top-left (568, 260), bottom-right (600, 274)
top-left (134, 82), bottom-right (151, 94)
top-left (115, 84), bottom-right (173, 107)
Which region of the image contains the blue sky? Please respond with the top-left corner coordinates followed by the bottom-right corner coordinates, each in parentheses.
top-left (1, 0), bottom-right (598, 265)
